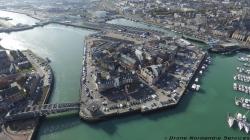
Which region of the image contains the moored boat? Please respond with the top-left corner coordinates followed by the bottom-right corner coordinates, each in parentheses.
top-left (235, 97), bottom-right (250, 110)
top-left (244, 123), bottom-right (250, 134)
top-left (227, 113), bottom-right (235, 128)
top-left (238, 121), bottom-right (244, 130)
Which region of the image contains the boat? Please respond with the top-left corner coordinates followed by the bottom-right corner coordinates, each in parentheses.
top-left (195, 85), bottom-right (200, 91)
top-left (244, 63), bottom-right (250, 67)
top-left (234, 76), bottom-right (237, 80)
top-left (229, 112), bottom-right (250, 133)
top-left (227, 114), bottom-right (235, 128)
top-left (244, 123), bottom-right (249, 134)
top-left (195, 78), bottom-right (199, 83)
top-left (236, 113), bottom-right (244, 130)
top-left (233, 83), bottom-right (237, 90)
top-left (199, 70), bottom-right (203, 75)
top-left (238, 121), bottom-right (244, 130)
top-left (201, 65), bottom-right (206, 70)
top-left (191, 84), bottom-right (196, 90)
top-left (235, 97), bottom-right (240, 106)
top-left (235, 97), bottom-right (250, 110)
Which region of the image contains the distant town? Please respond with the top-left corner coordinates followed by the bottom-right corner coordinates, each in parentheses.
top-left (0, 0), bottom-right (249, 50)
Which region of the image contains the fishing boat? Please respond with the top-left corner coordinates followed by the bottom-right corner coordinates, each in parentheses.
top-left (227, 113), bottom-right (235, 128)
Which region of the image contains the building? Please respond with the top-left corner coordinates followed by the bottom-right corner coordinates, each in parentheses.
top-left (96, 73), bottom-right (136, 92)
top-left (0, 50), bottom-right (15, 74)
top-left (120, 54), bottom-right (137, 70)
top-left (10, 50), bottom-right (31, 69)
top-left (0, 86), bottom-right (24, 104)
top-left (139, 64), bottom-right (166, 85)
top-left (212, 29), bottom-right (229, 37)
top-left (17, 61), bottom-right (31, 69)
top-left (195, 14), bottom-right (207, 25)
top-left (231, 30), bottom-right (248, 42)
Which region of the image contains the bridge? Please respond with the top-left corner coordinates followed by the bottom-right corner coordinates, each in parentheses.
top-left (4, 102), bottom-right (80, 122)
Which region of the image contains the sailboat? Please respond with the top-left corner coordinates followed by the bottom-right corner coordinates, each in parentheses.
top-left (235, 97), bottom-right (240, 106)
top-left (244, 123), bottom-right (250, 134)
top-left (227, 113), bottom-right (235, 128)
top-left (236, 113), bottom-right (244, 130)
top-left (238, 121), bottom-right (244, 130)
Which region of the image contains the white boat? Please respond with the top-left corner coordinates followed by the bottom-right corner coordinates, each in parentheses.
top-left (234, 76), bottom-right (237, 80)
top-left (239, 86), bottom-right (242, 91)
top-left (195, 78), bottom-right (199, 83)
top-left (199, 70), bottom-right (203, 75)
top-left (243, 115), bottom-right (247, 121)
top-left (235, 98), bottom-right (240, 106)
top-left (244, 123), bottom-right (250, 134)
top-left (236, 113), bottom-right (243, 119)
top-left (195, 85), bottom-right (200, 91)
top-left (235, 97), bottom-right (250, 110)
top-left (191, 84), bottom-right (197, 90)
top-left (238, 121), bottom-right (244, 130)
top-left (227, 114), bottom-right (235, 128)
top-left (233, 83), bottom-right (237, 90)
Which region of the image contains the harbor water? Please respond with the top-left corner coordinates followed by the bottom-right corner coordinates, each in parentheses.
top-left (0, 10), bottom-right (249, 140)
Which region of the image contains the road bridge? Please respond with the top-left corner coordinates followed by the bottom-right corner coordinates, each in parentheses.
top-left (4, 102), bottom-right (80, 122)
